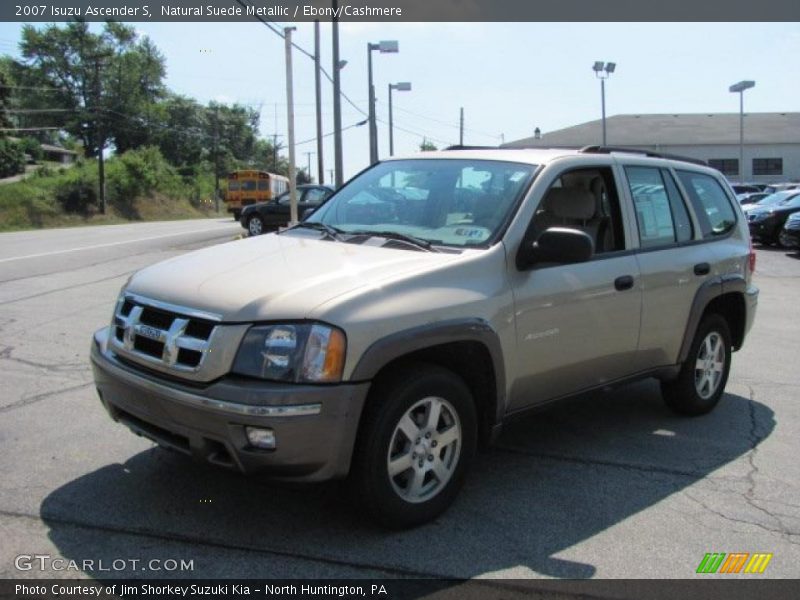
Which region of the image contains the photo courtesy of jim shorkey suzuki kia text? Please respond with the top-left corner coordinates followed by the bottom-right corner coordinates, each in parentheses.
top-left (15, 584), bottom-right (388, 597)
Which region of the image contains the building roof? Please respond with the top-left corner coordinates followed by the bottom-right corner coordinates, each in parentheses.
top-left (39, 143), bottom-right (78, 155)
top-left (504, 113), bottom-right (800, 148)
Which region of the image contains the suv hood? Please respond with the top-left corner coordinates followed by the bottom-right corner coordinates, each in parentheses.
top-left (125, 232), bottom-right (462, 322)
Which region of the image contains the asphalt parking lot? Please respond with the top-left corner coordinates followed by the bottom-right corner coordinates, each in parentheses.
top-left (0, 221), bottom-right (798, 587)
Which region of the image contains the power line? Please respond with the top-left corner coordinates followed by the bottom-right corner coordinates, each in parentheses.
top-left (232, 0), bottom-right (368, 118)
top-left (391, 105), bottom-right (502, 140)
top-left (295, 118), bottom-right (367, 146)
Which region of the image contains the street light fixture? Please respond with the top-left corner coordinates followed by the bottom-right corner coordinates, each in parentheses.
top-left (729, 80), bottom-right (755, 183)
top-left (593, 61), bottom-right (616, 145)
top-left (388, 81), bottom-right (411, 156)
top-left (367, 40), bottom-right (399, 164)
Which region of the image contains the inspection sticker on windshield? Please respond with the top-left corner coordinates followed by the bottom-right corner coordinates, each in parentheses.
top-left (454, 228), bottom-right (486, 239)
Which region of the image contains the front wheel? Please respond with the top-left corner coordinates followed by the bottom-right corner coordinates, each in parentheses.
top-left (351, 363), bottom-right (476, 528)
top-left (247, 214), bottom-right (265, 236)
top-left (661, 313), bottom-right (732, 416)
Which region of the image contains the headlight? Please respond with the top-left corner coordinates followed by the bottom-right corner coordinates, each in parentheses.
top-left (232, 323), bottom-right (346, 383)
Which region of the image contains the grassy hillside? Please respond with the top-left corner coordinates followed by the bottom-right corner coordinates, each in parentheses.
top-left (0, 147), bottom-right (221, 232)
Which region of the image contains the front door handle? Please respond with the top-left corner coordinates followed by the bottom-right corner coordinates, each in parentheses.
top-left (694, 262), bottom-right (711, 276)
top-left (614, 275), bottom-right (635, 291)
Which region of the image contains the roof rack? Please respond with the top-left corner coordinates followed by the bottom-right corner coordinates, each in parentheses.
top-left (579, 145), bottom-right (708, 167)
top-left (444, 145), bottom-right (499, 151)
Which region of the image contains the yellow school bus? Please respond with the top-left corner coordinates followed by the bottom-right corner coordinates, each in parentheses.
top-left (225, 170), bottom-right (289, 220)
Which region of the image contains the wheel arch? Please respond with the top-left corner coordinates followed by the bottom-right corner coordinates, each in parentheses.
top-left (679, 275), bottom-right (748, 363)
top-left (350, 319), bottom-right (506, 447)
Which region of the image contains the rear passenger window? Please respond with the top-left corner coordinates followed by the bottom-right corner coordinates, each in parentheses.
top-left (625, 167), bottom-right (693, 248)
top-left (676, 171), bottom-right (737, 237)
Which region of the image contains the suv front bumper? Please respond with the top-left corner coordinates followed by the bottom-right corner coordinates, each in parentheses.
top-left (90, 327), bottom-right (369, 481)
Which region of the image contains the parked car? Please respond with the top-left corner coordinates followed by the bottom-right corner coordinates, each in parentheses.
top-left (240, 184), bottom-right (335, 236)
top-left (737, 192), bottom-right (769, 206)
top-left (91, 147), bottom-right (757, 528)
top-left (731, 184), bottom-right (761, 195)
top-left (747, 191), bottom-right (800, 245)
top-left (779, 211), bottom-right (800, 249)
top-left (741, 190), bottom-right (798, 214)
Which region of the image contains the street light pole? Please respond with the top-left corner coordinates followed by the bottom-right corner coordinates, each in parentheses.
top-left (729, 80), bottom-right (755, 182)
top-left (284, 26), bottom-right (298, 225)
top-left (592, 61), bottom-right (616, 146)
top-left (313, 20), bottom-right (324, 184)
top-left (331, 1), bottom-right (343, 188)
top-left (367, 44), bottom-right (376, 164)
top-left (388, 81), bottom-right (411, 157)
top-left (367, 40), bottom-right (398, 164)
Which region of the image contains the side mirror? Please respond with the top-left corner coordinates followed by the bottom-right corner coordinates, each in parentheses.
top-left (300, 207), bottom-right (316, 221)
top-left (516, 227), bottom-right (594, 270)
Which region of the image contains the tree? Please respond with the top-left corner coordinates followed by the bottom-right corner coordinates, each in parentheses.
top-left (154, 94), bottom-right (207, 168)
top-left (0, 61), bottom-right (13, 131)
top-left (420, 138), bottom-right (438, 152)
top-left (17, 22), bottom-right (166, 157)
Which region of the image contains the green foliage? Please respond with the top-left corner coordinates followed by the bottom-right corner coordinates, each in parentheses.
top-left (420, 139), bottom-right (438, 152)
top-left (105, 146), bottom-right (182, 216)
top-left (0, 138), bottom-right (25, 177)
top-left (19, 137), bottom-right (43, 161)
top-left (17, 22), bottom-right (167, 157)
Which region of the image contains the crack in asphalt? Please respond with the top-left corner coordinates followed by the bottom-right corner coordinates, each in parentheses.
top-left (0, 508), bottom-right (443, 580)
top-left (0, 345), bottom-right (87, 374)
top-left (740, 384), bottom-right (800, 543)
top-left (492, 446), bottom-right (706, 479)
top-left (680, 386), bottom-right (800, 545)
top-left (0, 509), bottom-right (617, 599)
top-left (0, 381), bottom-right (93, 414)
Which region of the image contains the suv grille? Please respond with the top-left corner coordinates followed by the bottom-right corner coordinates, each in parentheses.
top-left (111, 295), bottom-right (218, 372)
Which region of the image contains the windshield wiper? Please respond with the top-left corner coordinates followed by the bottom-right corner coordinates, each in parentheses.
top-left (288, 221), bottom-right (346, 241)
top-left (345, 230), bottom-right (439, 252)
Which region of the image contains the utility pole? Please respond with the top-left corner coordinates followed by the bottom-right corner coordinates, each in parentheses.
top-left (459, 107), bottom-right (464, 146)
top-left (314, 20), bottom-right (324, 184)
top-left (305, 151), bottom-right (314, 180)
top-left (212, 104), bottom-right (220, 212)
top-left (91, 56), bottom-right (107, 215)
top-left (284, 27), bottom-right (298, 224)
top-left (331, 2), bottom-right (344, 188)
top-left (329, 168), bottom-right (334, 183)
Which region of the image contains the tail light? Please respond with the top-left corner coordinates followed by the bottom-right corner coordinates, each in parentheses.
top-left (748, 237), bottom-right (756, 273)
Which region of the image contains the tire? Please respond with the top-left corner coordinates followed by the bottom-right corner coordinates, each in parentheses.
top-left (661, 313), bottom-right (732, 416)
top-left (232, 210), bottom-right (241, 222)
top-left (351, 363), bottom-right (477, 529)
top-left (247, 214), bottom-right (265, 236)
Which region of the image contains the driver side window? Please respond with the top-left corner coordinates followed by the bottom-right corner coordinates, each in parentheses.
top-left (529, 167), bottom-right (626, 255)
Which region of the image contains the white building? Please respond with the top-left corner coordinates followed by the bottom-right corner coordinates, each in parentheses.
top-left (503, 113), bottom-right (800, 183)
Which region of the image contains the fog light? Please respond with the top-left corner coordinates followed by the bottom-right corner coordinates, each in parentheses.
top-left (245, 427), bottom-right (276, 449)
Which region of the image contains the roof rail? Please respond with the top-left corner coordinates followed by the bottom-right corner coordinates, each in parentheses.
top-left (444, 145), bottom-right (499, 151)
top-left (579, 145), bottom-right (708, 167)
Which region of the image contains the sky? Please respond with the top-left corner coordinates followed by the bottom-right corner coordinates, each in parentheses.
top-left (0, 21), bottom-right (798, 182)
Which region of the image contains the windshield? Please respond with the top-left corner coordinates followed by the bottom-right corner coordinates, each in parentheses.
top-left (754, 191), bottom-right (797, 207)
top-left (305, 159), bottom-right (536, 247)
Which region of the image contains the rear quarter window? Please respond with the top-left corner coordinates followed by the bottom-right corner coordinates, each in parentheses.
top-left (676, 171), bottom-right (737, 238)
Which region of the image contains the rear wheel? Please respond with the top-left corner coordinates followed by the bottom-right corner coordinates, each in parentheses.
top-left (247, 214), bottom-right (265, 236)
top-left (232, 210), bottom-right (241, 222)
top-left (661, 314), bottom-right (732, 416)
top-left (351, 363), bottom-right (476, 528)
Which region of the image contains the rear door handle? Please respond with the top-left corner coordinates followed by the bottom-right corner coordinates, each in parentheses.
top-left (614, 275), bottom-right (635, 291)
top-left (694, 262), bottom-right (711, 276)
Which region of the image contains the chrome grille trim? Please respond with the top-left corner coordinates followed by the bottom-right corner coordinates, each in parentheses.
top-left (108, 293), bottom-right (249, 383)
